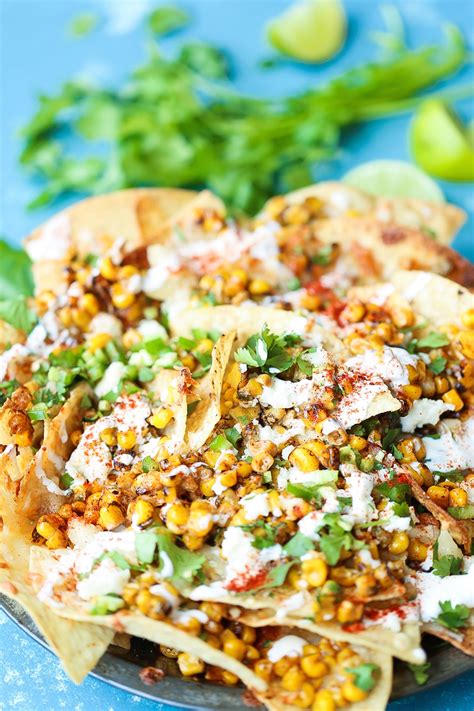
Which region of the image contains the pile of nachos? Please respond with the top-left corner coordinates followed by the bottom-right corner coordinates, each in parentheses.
top-left (0, 182), bottom-right (473, 711)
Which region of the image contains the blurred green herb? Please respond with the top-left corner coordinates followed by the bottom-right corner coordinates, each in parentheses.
top-left (20, 10), bottom-right (470, 214)
top-left (68, 13), bottom-right (98, 38)
top-left (0, 240), bottom-right (36, 331)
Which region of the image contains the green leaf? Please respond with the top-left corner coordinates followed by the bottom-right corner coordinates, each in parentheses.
top-left (311, 245), bottom-right (333, 266)
top-left (429, 356), bottom-right (447, 374)
top-left (447, 505), bottom-right (474, 520)
top-left (417, 332), bottom-right (450, 349)
top-left (90, 594), bottom-right (124, 615)
top-left (148, 5), bottom-right (189, 35)
top-left (96, 551), bottom-right (131, 571)
top-left (375, 481), bottom-right (410, 504)
top-left (135, 530), bottom-right (158, 565)
top-left (68, 12), bottom-right (98, 38)
top-left (261, 560), bottom-right (295, 589)
top-left (432, 555), bottom-right (463, 577)
top-left (283, 532), bottom-right (314, 558)
top-left (142, 456), bottom-right (157, 473)
top-left (408, 662), bottom-right (430, 686)
top-left (179, 42), bottom-right (229, 79)
top-left (209, 432), bottom-right (234, 452)
top-left (436, 600), bottom-right (470, 630)
top-left (224, 426), bottom-right (242, 448)
top-left (345, 663), bottom-right (380, 691)
top-left (155, 531), bottom-right (205, 584)
top-left (0, 241), bottom-right (34, 300)
top-left (433, 469), bottom-right (464, 483)
top-left (138, 367), bottom-right (154, 383)
top-left (59, 472), bottom-right (74, 489)
top-left (0, 297), bottom-right (37, 332)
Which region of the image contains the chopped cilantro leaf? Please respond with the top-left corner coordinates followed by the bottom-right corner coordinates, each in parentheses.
top-left (432, 555), bottom-right (463, 578)
top-left (436, 601), bottom-right (469, 629)
top-left (234, 325), bottom-right (300, 374)
top-left (408, 661), bottom-right (430, 686)
top-left (142, 456), bottom-right (157, 473)
top-left (148, 5), bottom-right (189, 35)
top-left (345, 663), bottom-right (380, 691)
top-left (283, 532), bottom-right (314, 558)
top-left (429, 356), bottom-right (447, 374)
top-left (59, 472), bottom-right (74, 489)
top-left (417, 332), bottom-right (450, 349)
top-left (90, 594), bottom-right (124, 615)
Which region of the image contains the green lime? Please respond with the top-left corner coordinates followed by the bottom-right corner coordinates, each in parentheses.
top-left (343, 160), bottom-right (445, 202)
top-left (266, 0), bottom-right (346, 63)
top-left (410, 100), bottom-right (474, 182)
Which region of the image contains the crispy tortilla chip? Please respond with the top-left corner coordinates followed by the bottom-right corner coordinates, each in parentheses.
top-left (24, 188), bottom-right (197, 294)
top-left (14, 383), bottom-right (94, 517)
top-left (238, 610), bottom-right (423, 665)
top-left (250, 625), bottom-right (392, 711)
top-left (270, 181), bottom-right (466, 244)
top-left (423, 622), bottom-right (474, 657)
top-left (391, 270), bottom-right (474, 328)
top-left (147, 369), bottom-right (188, 453)
top-left (147, 189), bottom-right (225, 246)
top-left (186, 332), bottom-right (236, 450)
top-left (0, 474), bottom-right (114, 683)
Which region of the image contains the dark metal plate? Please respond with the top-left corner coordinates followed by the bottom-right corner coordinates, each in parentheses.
top-left (1, 594), bottom-right (473, 709)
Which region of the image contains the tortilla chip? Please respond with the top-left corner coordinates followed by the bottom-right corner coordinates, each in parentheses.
top-left (147, 368), bottom-right (188, 453)
top-left (250, 624), bottom-right (392, 711)
top-left (391, 270), bottom-right (474, 328)
top-left (15, 383), bottom-right (94, 517)
top-left (270, 181), bottom-right (465, 244)
top-left (423, 622), bottom-right (474, 657)
top-left (186, 332), bottom-right (236, 450)
top-left (146, 189), bottom-right (225, 246)
top-left (238, 610), bottom-right (424, 665)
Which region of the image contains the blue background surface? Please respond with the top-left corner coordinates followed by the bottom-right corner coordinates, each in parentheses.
top-left (0, 0), bottom-right (473, 709)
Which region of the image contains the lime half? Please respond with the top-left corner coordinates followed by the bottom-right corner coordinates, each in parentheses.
top-left (266, 0), bottom-right (346, 63)
top-left (343, 160), bottom-right (445, 202)
top-left (410, 100), bottom-right (474, 182)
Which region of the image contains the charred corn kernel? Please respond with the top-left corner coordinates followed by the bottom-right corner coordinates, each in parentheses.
top-left (449, 487), bottom-right (468, 507)
top-left (337, 648), bottom-right (356, 664)
top-left (312, 689), bottom-right (336, 711)
top-left (323, 655), bottom-right (337, 668)
top-left (397, 436), bottom-right (426, 462)
top-left (36, 520), bottom-right (58, 540)
top-left (99, 257), bottom-right (118, 281)
top-left (117, 429), bottom-right (137, 450)
top-left (288, 567), bottom-right (306, 591)
top-left (341, 682), bottom-right (368, 703)
top-left (248, 278), bottom-right (271, 296)
top-left (160, 645), bottom-right (179, 658)
top-left (354, 573), bottom-right (377, 597)
top-left (251, 451), bottom-right (275, 473)
top-left (426, 485), bottom-right (450, 508)
top-left (254, 659), bottom-right (273, 682)
top-left (177, 652), bottom-right (205, 676)
top-left (434, 375), bottom-right (450, 395)
top-left (70, 428), bottom-right (83, 447)
top-left (274, 657), bottom-right (296, 677)
top-left (221, 670), bottom-right (239, 685)
top-left (240, 625), bottom-right (256, 644)
top-left (246, 645), bottom-right (260, 661)
top-left (348, 435), bottom-right (367, 451)
top-left (236, 461), bottom-right (253, 478)
top-left (407, 538), bottom-right (428, 562)
top-left (181, 354), bottom-right (197, 369)
top-left (177, 617), bottom-right (201, 636)
top-left (79, 293), bottom-right (100, 316)
top-left (293, 683), bottom-right (316, 709)
top-left (99, 427), bottom-right (117, 446)
top-left (87, 333), bottom-right (112, 352)
top-left (281, 666), bottom-right (306, 692)
top-left (302, 558), bottom-right (328, 588)
top-left (45, 530), bottom-right (67, 549)
top-left (442, 389), bottom-right (464, 412)
top-left (13, 430), bottom-right (33, 447)
top-left (421, 375), bottom-right (437, 398)
top-left (187, 501), bottom-right (214, 537)
top-left (402, 384), bottom-right (422, 401)
top-left (289, 446), bottom-right (319, 472)
top-left (118, 265), bottom-right (138, 280)
top-left (199, 274), bottom-right (215, 291)
top-left (461, 309), bottom-right (474, 329)
top-left (340, 303), bottom-right (365, 323)
top-left (301, 656), bottom-right (328, 679)
top-left (200, 478), bottom-right (215, 497)
top-left (406, 364), bottom-right (418, 384)
top-left (216, 452), bottom-right (237, 471)
top-left (336, 600), bottom-right (363, 624)
top-left (200, 601), bottom-right (224, 622)
top-left (99, 504), bottom-right (124, 530)
top-left (229, 267), bottom-right (248, 285)
top-left (183, 533), bottom-right (205, 551)
top-left (149, 407), bottom-right (174, 429)
top-left (391, 305), bottom-right (414, 329)
top-left (459, 331), bottom-right (474, 359)
top-left (132, 498), bottom-right (155, 527)
top-left (222, 637), bottom-right (246, 661)
top-left (196, 338), bottom-right (214, 354)
top-left (72, 309), bottom-right (91, 331)
top-left (389, 531), bottom-right (409, 554)
top-left (111, 283), bottom-right (135, 310)
top-left (301, 293), bottom-right (321, 311)
top-left (219, 470), bottom-right (237, 487)
top-left (247, 378), bottom-right (263, 396)
top-left (166, 502), bottom-right (189, 531)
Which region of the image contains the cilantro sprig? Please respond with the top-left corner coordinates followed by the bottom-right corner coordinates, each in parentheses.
top-left (234, 325), bottom-right (301, 374)
top-left (345, 663), bottom-right (380, 691)
top-left (436, 601), bottom-right (470, 630)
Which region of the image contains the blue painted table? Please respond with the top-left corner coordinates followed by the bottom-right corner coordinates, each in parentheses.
top-left (0, 0), bottom-right (473, 709)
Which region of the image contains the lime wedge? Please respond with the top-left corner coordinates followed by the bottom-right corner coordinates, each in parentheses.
top-left (410, 100), bottom-right (474, 182)
top-left (266, 0), bottom-right (346, 63)
top-left (343, 160), bottom-right (445, 202)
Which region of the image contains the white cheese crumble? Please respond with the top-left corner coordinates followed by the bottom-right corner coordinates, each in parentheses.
top-left (267, 636), bottom-right (307, 662)
top-left (26, 213), bottom-right (71, 261)
top-left (400, 398), bottom-right (454, 432)
top-left (88, 313), bottom-right (123, 339)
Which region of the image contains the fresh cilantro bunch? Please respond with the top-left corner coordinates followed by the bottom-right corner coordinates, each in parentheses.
top-left (436, 601), bottom-right (470, 630)
top-left (0, 240), bottom-right (36, 332)
top-left (234, 325), bottom-right (302, 374)
top-left (19, 12), bottom-right (469, 214)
